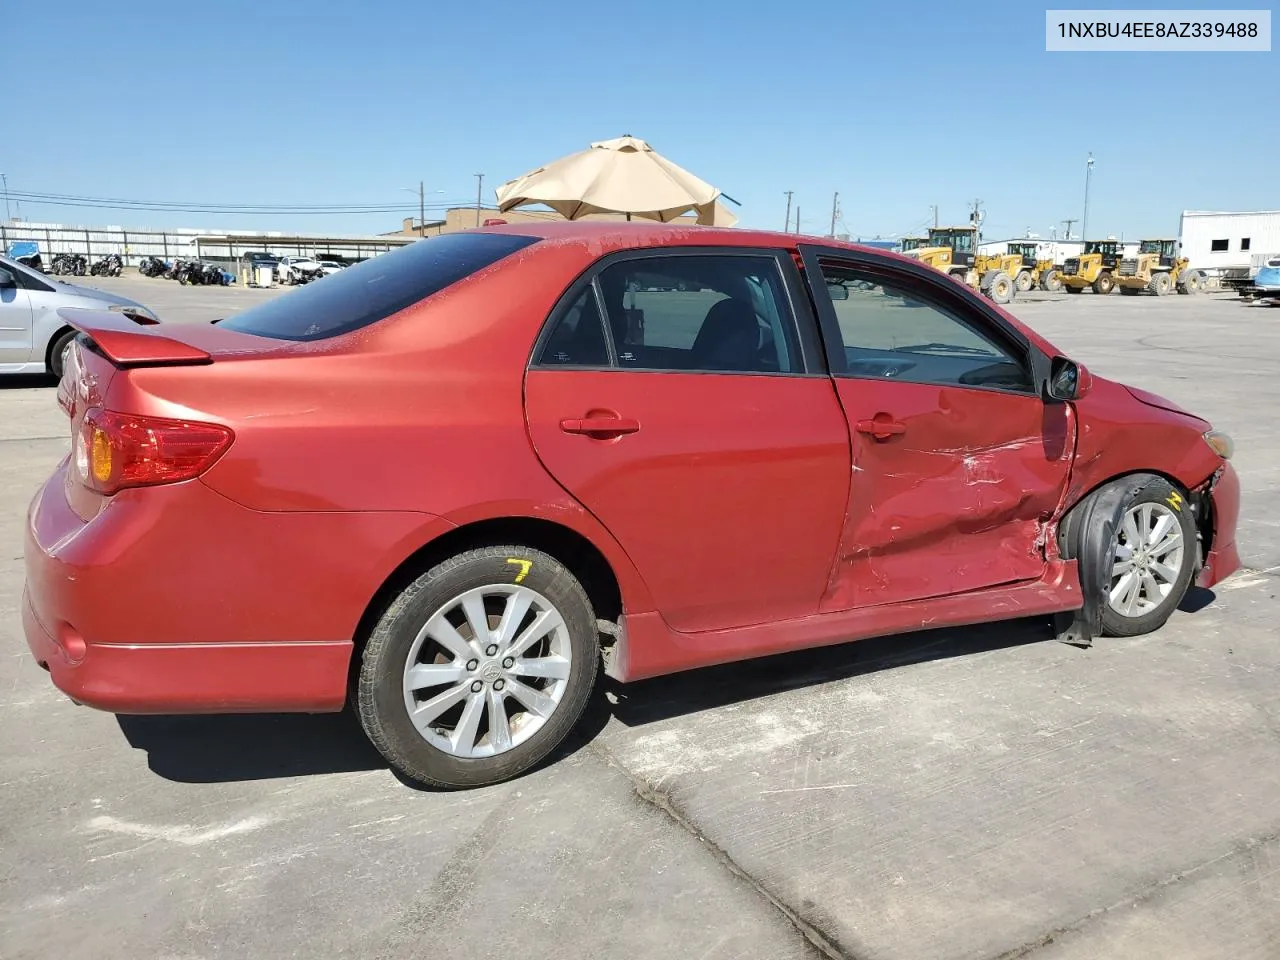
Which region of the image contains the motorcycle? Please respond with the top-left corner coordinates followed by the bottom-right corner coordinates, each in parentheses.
top-left (51, 253), bottom-right (87, 276)
top-left (90, 254), bottom-right (123, 277)
top-left (202, 262), bottom-right (229, 286)
top-left (138, 256), bottom-right (168, 277)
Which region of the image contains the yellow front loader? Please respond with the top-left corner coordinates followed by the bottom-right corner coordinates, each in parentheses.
top-left (901, 226), bottom-right (1016, 304)
top-left (1058, 240), bottom-right (1122, 295)
top-left (1007, 241), bottom-right (1063, 292)
top-left (1114, 239), bottom-right (1206, 296)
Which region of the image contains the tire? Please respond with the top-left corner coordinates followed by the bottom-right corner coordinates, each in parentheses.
top-left (1092, 271), bottom-right (1115, 295)
top-left (1040, 269), bottom-right (1063, 293)
top-left (1065, 284), bottom-right (1082, 293)
top-left (1014, 270), bottom-right (1034, 293)
top-left (48, 328), bottom-right (78, 379)
top-left (985, 270), bottom-right (1014, 304)
top-left (1148, 271), bottom-right (1172, 296)
top-left (358, 545), bottom-right (600, 789)
top-left (1177, 269), bottom-right (1202, 295)
top-left (1119, 286), bottom-right (1141, 296)
top-left (1059, 474), bottom-right (1197, 642)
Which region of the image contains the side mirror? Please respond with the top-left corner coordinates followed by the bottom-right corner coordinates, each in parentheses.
top-left (826, 281), bottom-right (849, 301)
top-left (0, 268), bottom-right (15, 288)
top-left (1045, 356), bottom-right (1091, 401)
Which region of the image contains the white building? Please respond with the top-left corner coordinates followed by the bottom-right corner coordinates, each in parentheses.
top-left (1179, 210), bottom-right (1280, 272)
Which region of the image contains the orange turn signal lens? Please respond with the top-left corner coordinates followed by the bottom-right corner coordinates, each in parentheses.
top-left (1203, 430), bottom-right (1234, 460)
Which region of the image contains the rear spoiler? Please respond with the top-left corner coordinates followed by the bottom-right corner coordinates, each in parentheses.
top-left (58, 308), bottom-right (212, 368)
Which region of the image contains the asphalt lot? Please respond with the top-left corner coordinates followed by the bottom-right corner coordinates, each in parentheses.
top-left (2, 276), bottom-right (1278, 960)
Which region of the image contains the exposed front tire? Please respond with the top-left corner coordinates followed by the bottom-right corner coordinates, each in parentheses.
top-left (1014, 270), bottom-right (1033, 293)
top-left (1092, 271), bottom-right (1115, 295)
top-left (1148, 271), bottom-right (1173, 296)
top-left (1040, 269), bottom-right (1063, 293)
top-left (1177, 269), bottom-right (1203, 295)
top-left (985, 270), bottom-right (1014, 304)
top-left (357, 545), bottom-right (599, 789)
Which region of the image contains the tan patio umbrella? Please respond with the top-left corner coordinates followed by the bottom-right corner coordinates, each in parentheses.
top-left (495, 135), bottom-right (738, 227)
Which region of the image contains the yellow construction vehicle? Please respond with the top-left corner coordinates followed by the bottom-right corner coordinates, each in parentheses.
top-left (1058, 240), bottom-right (1122, 295)
top-left (1113, 238), bottom-right (1206, 296)
top-left (1007, 241), bottom-right (1063, 292)
top-left (900, 226), bottom-right (1016, 304)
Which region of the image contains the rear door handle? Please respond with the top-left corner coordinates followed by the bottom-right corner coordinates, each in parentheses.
top-left (560, 416), bottom-right (641, 438)
top-left (855, 414), bottom-right (907, 441)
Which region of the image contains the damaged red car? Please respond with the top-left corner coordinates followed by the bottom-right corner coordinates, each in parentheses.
top-left (24, 223), bottom-right (1240, 789)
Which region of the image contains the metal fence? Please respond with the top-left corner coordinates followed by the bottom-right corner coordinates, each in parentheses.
top-left (1, 222), bottom-right (407, 269)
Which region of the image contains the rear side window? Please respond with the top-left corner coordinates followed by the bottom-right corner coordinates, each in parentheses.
top-left (219, 233), bottom-right (538, 341)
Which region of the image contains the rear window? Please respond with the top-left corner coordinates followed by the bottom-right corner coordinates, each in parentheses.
top-left (220, 232), bottom-right (539, 341)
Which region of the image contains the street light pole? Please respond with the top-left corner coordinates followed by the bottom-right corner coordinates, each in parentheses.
top-left (419, 181), bottom-right (425, 237)
top-left (475, 173), bottom-right (485, 227)
top-left (1082, 153), bottom-right (1095, 241)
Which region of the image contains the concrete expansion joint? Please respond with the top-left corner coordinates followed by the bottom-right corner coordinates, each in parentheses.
top-left (589, 741), bottom-right (868, 960)
top-left (986, 825), bottom-right (1280, 960)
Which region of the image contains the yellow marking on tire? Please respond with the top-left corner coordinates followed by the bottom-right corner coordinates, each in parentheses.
top-left (1167, 491), bottom-right (1183, 511)
top-left (506, 558), bottom-right (532, 583)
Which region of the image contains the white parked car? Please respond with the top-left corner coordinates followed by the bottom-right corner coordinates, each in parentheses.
top-left (277, 256), bottom-right (326, 284)
top-left (317, 259), bottom-right (346, 276)
top-left (0, 255), bottom-right (159, 377)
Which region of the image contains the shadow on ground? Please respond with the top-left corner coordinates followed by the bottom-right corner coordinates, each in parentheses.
top-left (116, 615), bottom-right (1076, 786)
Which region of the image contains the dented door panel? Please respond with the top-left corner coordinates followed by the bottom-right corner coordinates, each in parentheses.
top-left (822, 379), bottom-right (1075, 611)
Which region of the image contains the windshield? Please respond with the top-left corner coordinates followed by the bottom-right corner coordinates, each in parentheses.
top-left (1139, 240), bottom-right (1161, 254)
top-left (1009, 243), bottom-right (1036, 258)
top-left (219, 232), bottom-right (539, 341)
top-left (1085, 241), bottom-right (1117, 255)
top-left (928, 229), bottom-right (975, 253)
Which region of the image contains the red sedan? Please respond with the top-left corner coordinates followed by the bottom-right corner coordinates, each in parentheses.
top-left (24, 223), bottom-right (1240, 789)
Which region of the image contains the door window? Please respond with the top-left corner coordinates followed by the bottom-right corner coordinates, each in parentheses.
top-left (537, 255), bottom-right (802, 374)
top-left (817, 261), bottom-right (1034, 393)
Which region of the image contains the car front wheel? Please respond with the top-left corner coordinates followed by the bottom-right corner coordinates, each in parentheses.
top-left (357, 545), bottom-right (599, 789)
top-left (1098, 477), bottom-right (1197, 637)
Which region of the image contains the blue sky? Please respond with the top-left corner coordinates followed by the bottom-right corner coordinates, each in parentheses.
top-left (6, 0), bottom-right (1275, 240)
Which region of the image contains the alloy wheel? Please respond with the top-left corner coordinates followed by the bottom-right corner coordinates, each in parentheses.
top-left (401, 584), bottom-right (572, 759)
top-left (1109, 502), bottom-right (1185, 618)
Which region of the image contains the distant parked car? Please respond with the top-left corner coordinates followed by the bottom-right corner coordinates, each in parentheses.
top-left (278, 256), bottom-right (325, 284)
top-left (1251, 256), bottom-right (1280, 301)
top-left (0, 254), bottom-right (159, 377)
top-left (317, 260), bottom-right (346, 276)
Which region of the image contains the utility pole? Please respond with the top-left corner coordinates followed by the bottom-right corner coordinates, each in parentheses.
top-left (829, 192), bottom-right (839, 237)
top-left (418, 181), bottom-right (425, 237)
top-left (1062, 218), bottom-right (1077, 240)
top-left (783, 191), bottom-right (793, 232)
top-left (930, 204), bottom-right (938, 229)
top-left (794, 206), bottom-right (800, 234)
top-left (970, 198), bottom-right (984, 242)
top-left (475, 173), bottom-right (485, 227)
top-left (1081, 152), bottom-right (1095, 241)
top-left (0, 173), bottom-right (9, 224)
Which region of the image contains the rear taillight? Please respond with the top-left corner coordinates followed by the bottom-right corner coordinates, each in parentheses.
top-left (74, 408), bottom-right (233, 495)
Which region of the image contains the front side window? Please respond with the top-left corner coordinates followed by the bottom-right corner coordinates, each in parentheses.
top-left (579, 255), bottom-right (801, 374)
top-left (817, 260), bottom-right (1033, 393)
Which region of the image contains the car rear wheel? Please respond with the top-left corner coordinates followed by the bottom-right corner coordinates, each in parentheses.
top-left (1098, 477), bottom-right (1196, 637)
top-left (48, 329), bottom-right (78, 379)
top-left (357, 545), bottom-right (599, 789)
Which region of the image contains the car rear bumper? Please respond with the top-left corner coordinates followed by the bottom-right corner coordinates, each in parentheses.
top-left (1197, 461), bottom-right (1241, 589)
top-left (22, 589), bottom-right (349, 713)
top-left (23, 463), bottom-right (449, 714)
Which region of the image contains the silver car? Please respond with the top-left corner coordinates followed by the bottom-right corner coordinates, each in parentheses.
top-left (0, 255), bottom-right (159, 377)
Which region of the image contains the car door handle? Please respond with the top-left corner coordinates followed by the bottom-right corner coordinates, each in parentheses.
top-left (855, 414), bottom-right (907, 441)
top-left (560, 416), bottom-right (641, 438)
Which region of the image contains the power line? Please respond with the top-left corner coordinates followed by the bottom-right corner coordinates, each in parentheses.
top-left (5, 188), bottom-right (474, 215)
